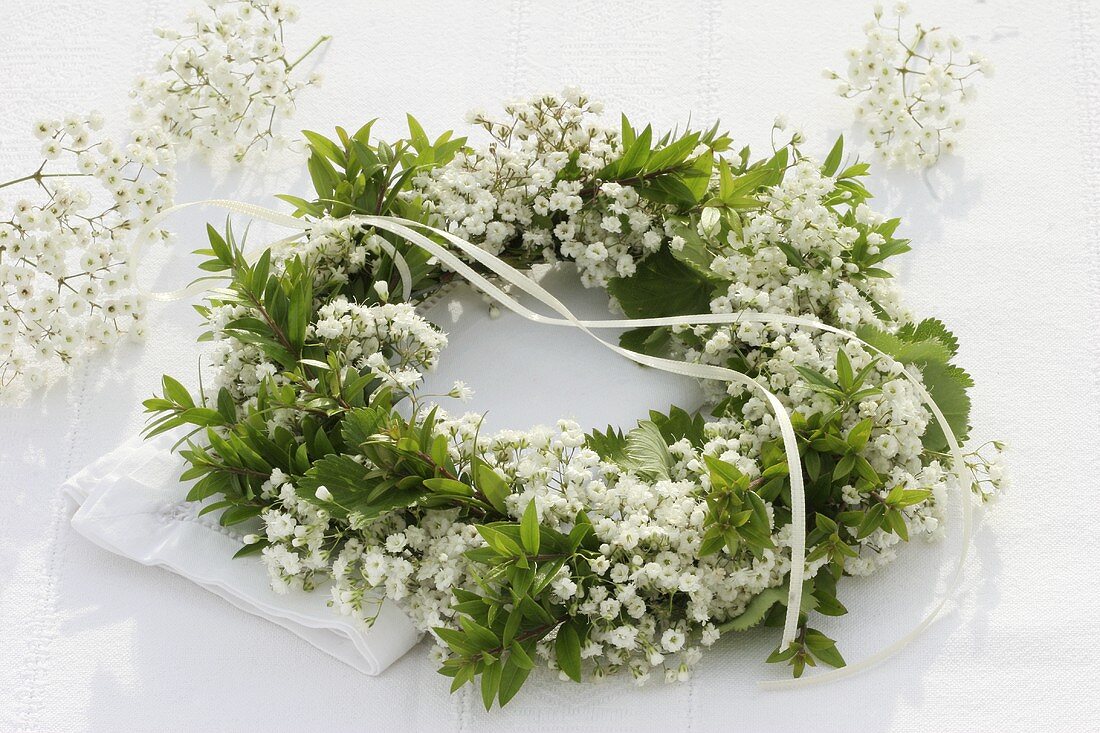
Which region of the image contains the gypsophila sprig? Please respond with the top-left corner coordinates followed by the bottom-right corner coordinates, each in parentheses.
top-left (133, 0), bottom-right (329, 161)
top-left (0, 115), bottom-right (176, 399)
top-left (145, 90), bottom-right (1005, 708)
top-left (1, 1), bottom-right (326, 401)
top-left (826, 3), bottom-right (991, 169)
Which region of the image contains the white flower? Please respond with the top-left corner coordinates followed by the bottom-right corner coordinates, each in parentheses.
top-left (607, 626), bottom-right (639, 650)
top-left (661, 629), bottom-right (686, 653)
top-left (449, 380), bottom-right (474, 402)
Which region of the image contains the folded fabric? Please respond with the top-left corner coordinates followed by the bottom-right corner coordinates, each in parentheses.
top-left (63, 434), bottom-right (421, 675)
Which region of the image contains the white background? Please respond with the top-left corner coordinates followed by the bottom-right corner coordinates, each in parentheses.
top-left (2, 0), bottom-right (1098, 730)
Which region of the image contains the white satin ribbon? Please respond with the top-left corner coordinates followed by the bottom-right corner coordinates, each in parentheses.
top-left (133, 200), bottom-right (974, 686)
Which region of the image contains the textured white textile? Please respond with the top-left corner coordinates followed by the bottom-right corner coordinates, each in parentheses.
top-left (2, 1), bottom-right (1099, 731)
top-left (61, 434), bottom-right (420, 676)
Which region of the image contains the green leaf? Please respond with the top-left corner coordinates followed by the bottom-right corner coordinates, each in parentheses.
top-left (720, 586), bottom-right (788, 632)
top-left (648, 404), bottom-right (706, 447)
top-left (832, 453), bottom-right (856, 481)
top-left (341, 407), bottom-right (387, 450)
top-left (618, 326), bottom-right (672, 357)
top-left (300, 454), bottom-right (425, 521)
top-left (794, 366), bottom-right (840, 395)
top-left (836, 349), bottom-right (854, 391)
top-left (219, 504), bottom-right (261, 526)
top-left (475, 525), bottom-right (523, 556)
top-left (584, 426), bottom-right (627, 462)
top-left (853, 455), bottom-right (880, 485)
top-left (856, 325), bottom-right (953, 366)
top-left (213, 387), bottom-right (236, 423)
top-left (423, 477), bottom-right (474, 496)
top-left (473, 459), bottom-right (511, 514)
top-left (699, 526), bottom-right (727, 556)
top-left (302, 130), bottom-right (345, 166)
top-left (622, 420), bottom-right (673, 480)
top-left (804, 629), bottom-right (846, 669)
top-left (435, 627), bottom-right (479, 657)
top-left (897, 317), bottom-right (959, 357)
top-left (447, 662), bottom-right (476, 693)
top-left (822, 135), bottom-right (844, 177)
top-left (459, 615), bottom-right (499, 650)
top-left (618, 124), bottom-right (652, 176)
top-left (635, 174), bottom-right (699, 208)
top-left (884, 507), bottom-right (909, 541)
top-left (886, 486), bottom-right (933, 508)
top-left (718, 166), bottom-right (772, 203)
top-left (205, 224), bottom-right (231, 263)
top-left (161, 375), bottom-right (194, 408)
top-left (644, 132), bottom-right (700, 172)
top-left (607, 248), bottom-right (713, 319)
top-left (620, 113), bottom-right (636, 149)
top-left (555, 621), bottom-right (583, 682)
top-left (918, 361), bottom-right (973, 452)
top-left (720, 582), bottom-right (816, 633)
top-left (703, 454), bottom-right (745, 489)
top-left (684, 152), bottom-right (714, 201)
top-left (406, 114), bottom-right (430, 151)
top-left (846, 419), bottom-right (873, 452)
top-left (286, 272), bottom-right (311, 352)
top-left (497, 655), bottom-right (531, 706)
top-left (667, 224), bottom-right (717, 278)
top-left (856, 503), bottom-right (886, 539)
top-left (480, 660), bottom-right (502, 710)
top-left (508, 640), bottom-right (534, 670)
top-left (520, 500), bottom-right (540, 554)
top-left (307, 153), bottom-right (339, 199)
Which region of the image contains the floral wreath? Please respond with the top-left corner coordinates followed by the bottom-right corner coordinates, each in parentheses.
top-left (143, 90), bottom-right (1004, 708)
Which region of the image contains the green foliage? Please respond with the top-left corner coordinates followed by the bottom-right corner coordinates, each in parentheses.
top-left (584, 425), bottom-right (626, 462)
top-left (699, 455), bottom-right (774, 557)
top-left (284, 119), bottom-right (465, 220)
top-left (767, 627), bottom-right (846, 677)
top-left (647, 404), bottom-right (706, 447)
top-left (608, 247), bottom-right (716, 320)
top-left (585, 405), bottom-right (704, 473)
top-left (435, 511), bottom-right (598, 708)
top-left (622, 420), bottom-right (674, 480)
top-left (858, 318), bottom-right (972, 450)
top-left (719, 580), bottom-right (820, 633)
top-left (598, 116), bottom-right (732, 210)
top-left (279, 122), bottom-right (461, 302)
top-left (916, 361), bottom-right (973, 452)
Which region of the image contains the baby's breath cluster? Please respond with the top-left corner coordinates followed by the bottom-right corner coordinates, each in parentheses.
top-left (415, 89), bottom-right (715, 287)
top-left (133, 0), bottom-right (328, 161)
top-left (146, 91), bottom-right (1004, 708)
top-left (0, 115), bottom-right (176, 398)
top-left (1, 1), bottom-right (323, 401)
top-left (826, 3), bottom-right (991, 168)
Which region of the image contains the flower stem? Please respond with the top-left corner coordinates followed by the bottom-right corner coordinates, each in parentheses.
top-left (286, 34), bottom-right (331, 72)
top-left (0, 168), bottom-right (91, 191)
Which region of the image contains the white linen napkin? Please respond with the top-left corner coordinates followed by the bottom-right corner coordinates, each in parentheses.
top-left (63, 433), bottom-right (421, 675)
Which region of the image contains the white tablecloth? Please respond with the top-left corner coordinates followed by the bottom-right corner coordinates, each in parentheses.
top-left (2, 1), bottom-right (1099, 730)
